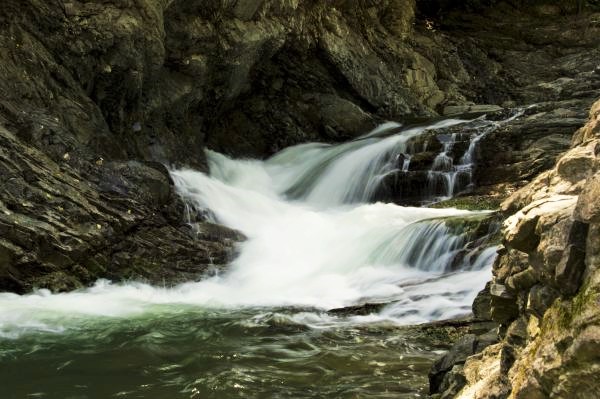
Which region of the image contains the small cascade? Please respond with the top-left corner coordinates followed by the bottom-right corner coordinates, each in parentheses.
top-left (163, 148), bottom-right (501, 317)
top-left (257, 109), bottom-right (523, 207)
top-left (417, 109), bottom-right (525, 204)
top-left (371, 215), bottom-right (499, 274)
top-left (426, 132), bottom-right (463, 201)
top-left (401, 154), bottom-right (411, 172)
top-left (264, 119), bottom-right (468, 206)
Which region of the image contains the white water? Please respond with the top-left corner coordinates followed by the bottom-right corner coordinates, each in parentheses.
top-left (264, 119), bottom-right (467, 206)
top-left (426, 109), bottom-right (526, 201)
top-left (0, 121), bottom-right (499, 338)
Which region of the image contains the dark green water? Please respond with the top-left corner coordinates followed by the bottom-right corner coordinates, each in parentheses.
top-left (0, 308), bottom-right (449, 398)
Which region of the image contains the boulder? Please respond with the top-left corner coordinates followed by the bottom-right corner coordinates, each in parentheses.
top-left (575, 172), bottom-right (600, 223)
top-left (472, 282), bottom-right (493, 321)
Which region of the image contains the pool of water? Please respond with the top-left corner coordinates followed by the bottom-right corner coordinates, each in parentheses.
top-left (0, 307), bottom-right (451, 398)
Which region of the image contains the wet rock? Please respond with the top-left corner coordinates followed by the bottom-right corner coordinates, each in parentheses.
top-left (328, 302), bottom-right (386, 316)
top-left (405, 151), bottom-right (439, 170)
top-left (373, 170), bottom-right (431, 205)
top-left (0, 125), bottom-right (243, 292)
top-left (430, 327), bottom-right (499, 395)
top-left (438, 364), bottom-right (467, 399)
top-left (95, 161), bottom-right (172, 206)
top-left (430, 334), bottom-right (478, 393)
top-left (32, 271), bottom-right (83, 293)
top-left (443, 104), bottom-right (503, 116)
top-left (318, 95), bottom-right (377, 140)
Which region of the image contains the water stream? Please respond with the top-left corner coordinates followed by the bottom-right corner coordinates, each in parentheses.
top-left (0, 117), bottom-right (505, 398)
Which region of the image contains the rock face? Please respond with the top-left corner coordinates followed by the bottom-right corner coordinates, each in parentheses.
top-left (0, 124), bottom-right (243, 293)
top-left (3, 0), bottom-right (598, 164)
top-left (435, 99), bottom-right (600, 398)
top-left (0, 0), bottom-right (417, 165)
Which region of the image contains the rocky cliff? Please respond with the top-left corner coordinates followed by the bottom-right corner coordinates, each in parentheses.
top-left (431, 99), bottom-right (600, 398)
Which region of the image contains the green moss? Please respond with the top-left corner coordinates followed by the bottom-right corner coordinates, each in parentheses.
top-left (554, 282), bottom-right (598, 331)
top-left (427, 213), bottom-right (503, 246)
top-left (429, 196), bottom-right (501, 211)
top-left (555, 299), bottom-right (575, 331)
top-left (441, 213), bottom-right (490, 232)
top-left (570, 283), bottom-right (598, 321)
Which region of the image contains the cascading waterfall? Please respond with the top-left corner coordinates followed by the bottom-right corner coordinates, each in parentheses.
top-left (0, 117), bottom-right (503, 330)
top-left (163, 118), bottom-right (502, 319)
top-left (263, 119), bottom-right (468, 206)
top-left (427, 132), bottom-right (461, 199)
top-left (425, 109), bottom-right (525, 202)
top-left (0, 115), bottom-right (508, 398)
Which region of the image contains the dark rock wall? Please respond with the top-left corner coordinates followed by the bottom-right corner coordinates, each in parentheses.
top-left (0, 0), bottom-right (420, 164)
top-left (0, 124), bottom-right (244, 293)
top-left (1, 1), bottom-right (600, 396)
top-left (4, 0), bottom-right (598, 165)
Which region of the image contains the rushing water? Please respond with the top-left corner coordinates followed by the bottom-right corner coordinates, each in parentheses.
top-left (0, 118), bottom-right (502, 398)
top-left (261, 119), bottom-right (468, 206)
top-left (424, 110), bottom-right (524, 202)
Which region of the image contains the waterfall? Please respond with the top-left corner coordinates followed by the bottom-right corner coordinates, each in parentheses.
top-left (424, 109), bottom-right (526, 202)
top-left (0, 117), bottom-right (503, 338)
top-left (263, 119), bottom-right (467, 206)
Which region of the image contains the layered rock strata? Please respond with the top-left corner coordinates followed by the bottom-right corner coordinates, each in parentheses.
top-left (0, 124), bottom-right (243, 293)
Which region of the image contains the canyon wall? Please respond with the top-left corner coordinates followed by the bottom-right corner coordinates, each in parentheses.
top-left (1, 1), bottom-right (600, 397)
